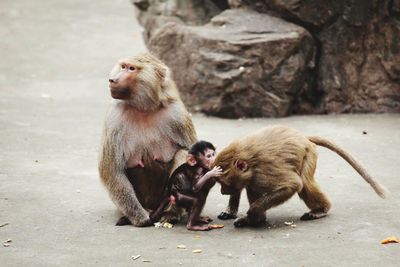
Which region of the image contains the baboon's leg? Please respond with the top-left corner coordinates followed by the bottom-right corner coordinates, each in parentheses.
top-left (246, 187), bottom-right (261, 203)
top-left (218, 192), bottom-right (241, 220)
top-left (158, 149), bottom-right (189, 224)
top-left (234, 188), bottom-right (265, 227)
top-left (298, 147), bottom-right (331, 220)
top-left (235, 175), bottom-right (302, 227)
top-left (250, 178), bottom-right (301, 211)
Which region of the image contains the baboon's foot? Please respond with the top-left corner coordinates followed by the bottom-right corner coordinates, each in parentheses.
top-left (300, 210), bottom-right (328, 220)
top-left (115, 216), bottom-right (132, 226)
top-left (198, 216), bottom-right (213, 224)
top-left (187, 224), bottom-right (211, 231)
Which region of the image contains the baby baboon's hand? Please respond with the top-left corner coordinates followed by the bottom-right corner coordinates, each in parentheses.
top-left (208, 166), bottom-right (223, 177)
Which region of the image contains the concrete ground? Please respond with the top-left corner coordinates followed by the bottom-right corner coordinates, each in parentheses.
top-left (1, 0), bottom-right (399, 266)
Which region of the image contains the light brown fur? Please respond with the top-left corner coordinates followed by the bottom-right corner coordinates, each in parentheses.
top-left (99, 53), bottom-right (197, 227)
top-left (214, 125), bottom-right (388, 227)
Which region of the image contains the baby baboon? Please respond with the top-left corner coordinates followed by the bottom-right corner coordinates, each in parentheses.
top-left (214, 125), bottom-right (389, 227)
top-left (151, 141), bottom-right (222, 231)
top-left (99, 53), bottom-right (197, 227)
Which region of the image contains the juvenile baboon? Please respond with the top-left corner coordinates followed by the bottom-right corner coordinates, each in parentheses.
top-left (214, 125), bottom-right (389, 227)
top-left (151, 141), bottom-right (222, 231)
top-left (98, 53), bottom-right (197, 227)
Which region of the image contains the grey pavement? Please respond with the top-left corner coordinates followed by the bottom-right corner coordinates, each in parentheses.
top-left (1, 0), bottom-right (399, 266)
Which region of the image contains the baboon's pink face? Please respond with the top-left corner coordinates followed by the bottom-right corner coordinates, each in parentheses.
top-left (108, 61), bottom-right (138, 100)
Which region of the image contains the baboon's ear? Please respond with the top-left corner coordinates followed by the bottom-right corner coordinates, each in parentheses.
top-left (187, 154), bottom-right (197, 166)
top-left (234, 159), bottom-right (248, 172)
top-left (154, 65), bottom-right (166, 81)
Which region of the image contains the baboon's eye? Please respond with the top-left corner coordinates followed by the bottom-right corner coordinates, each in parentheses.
top-left (128, 66), bottom-right (136, 72)
top-left (121, 64), bottom-right (126, 70)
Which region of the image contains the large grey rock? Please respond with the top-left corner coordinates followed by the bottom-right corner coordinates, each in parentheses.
top-left (135, 0), bottom-right (400, 117)
top-left (229, 0), bottom-right (400, 114)
top-left (146, 9), bottom-right (315, 117)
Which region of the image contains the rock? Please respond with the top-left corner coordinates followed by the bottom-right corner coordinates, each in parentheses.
top-left (232, 0), bottom-right (341, 30)
top-left (134, 0), bottom-right (226, 44)
top-left (146, 9), bottom-right (315, 117)
top-left (133, 0), bottom-right (224, 26)
top-left (392, 0), bottom-right (400, 20)
top-left (134, 0), bottom-right (400, 117)
top-left (317, 1), bottom-right (400, 113)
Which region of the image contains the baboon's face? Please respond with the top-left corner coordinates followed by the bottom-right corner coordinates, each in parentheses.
top-left (214, 152), bottom-right (248, 195)
top-left (217, 172), bottom-right (248, 195)
top-left (108, 55), bottom-right (167, 111)
top-left (108, 61), bottom-right (138, 100)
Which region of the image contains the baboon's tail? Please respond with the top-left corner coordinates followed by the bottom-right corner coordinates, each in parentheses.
top-left (308, 136), bottom-right (389, 199)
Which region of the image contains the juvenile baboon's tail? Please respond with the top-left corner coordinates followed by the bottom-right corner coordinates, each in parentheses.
top-left (308, 136), bottom-right (389, 198)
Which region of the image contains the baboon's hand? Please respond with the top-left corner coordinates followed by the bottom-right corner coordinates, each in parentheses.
top-left (246, 208), bottom-right (267, 227)
top-left (208, 166), bottom-right (223, 177)
top-left (115, 216), bottom-right (132, 226)
top-left (234, 214), bottom-right (266, 228)
top-left (247, 207), bottom-right (265, 221)
top-left (218, 211), bottom-right (237, 220)
top-left (132, 214), bottom-right (152, 227)
top-left (233, 216), bottom-right (250, 227)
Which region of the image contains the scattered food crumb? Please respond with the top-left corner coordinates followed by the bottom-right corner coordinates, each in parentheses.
top-left (381, 236), bottom-right (400, 244)
top-left (162, 222), bottom-right (173, 228)
top-left (131, 255), bottom-right (141, 260)
top-left (194, 235), bottom-right (201, 239)
top-left (154, 222), bottom-right (174, 228)
top-left (362, 131), bottom-right (367, 135)
top-left (209, 224), bottom-right (224, 229)
top-left (41, 94), bottom-right (51, 99)
top-left (3, 239), bottom-right (11, 247)
top-left (284, 221), bottom-right (294, 226)
top-left (192, 249), bottom-right (202, 253)
top-left (0, 223), bottom-right (9, 228)
top-left (177, 244), bottom-right (187, 249)
top-left (142, 259), bottom-right (151, 262)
